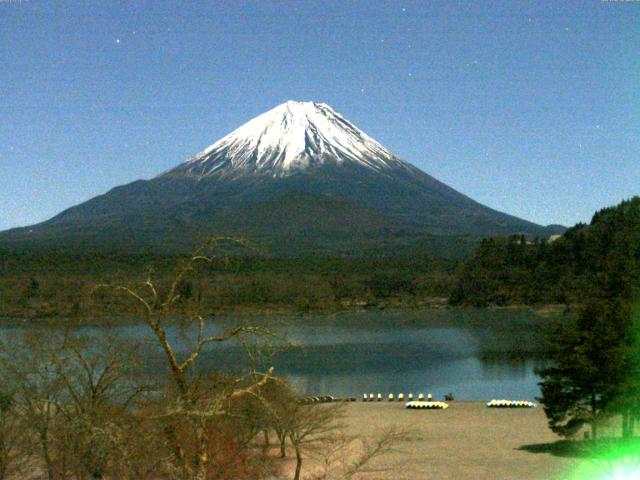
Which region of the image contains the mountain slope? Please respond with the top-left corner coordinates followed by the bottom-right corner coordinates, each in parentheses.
top-left (0, 101), bottom-right (561, 256)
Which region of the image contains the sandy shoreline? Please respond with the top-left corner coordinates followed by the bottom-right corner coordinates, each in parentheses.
top-left (331, 401), bottom-right (576, 480)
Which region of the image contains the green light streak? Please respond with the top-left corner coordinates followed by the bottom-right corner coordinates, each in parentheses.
top-left (562, 300), bottom-right (640, 479)
top-left (565, 440), bottom-right (640, 480)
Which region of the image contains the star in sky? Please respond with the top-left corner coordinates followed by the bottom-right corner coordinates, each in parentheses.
top-left (2, 0), bottom-right (636, 232)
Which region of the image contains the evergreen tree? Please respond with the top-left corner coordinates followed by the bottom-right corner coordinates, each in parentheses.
top-left (611, 302), bottom-right (640, 439)
top-left (537, 197), bottom-right (640, 440)
top-left (536, 299), bottom-right (629, 439)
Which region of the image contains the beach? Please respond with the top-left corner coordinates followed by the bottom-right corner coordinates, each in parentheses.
top-left (326, 401), bottom-right (575, 479)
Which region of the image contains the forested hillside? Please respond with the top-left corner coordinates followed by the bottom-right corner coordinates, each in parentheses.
top-left (0, 252), bottom-right (457, 319)
top-left (451, 197), bottom-right (640, 306)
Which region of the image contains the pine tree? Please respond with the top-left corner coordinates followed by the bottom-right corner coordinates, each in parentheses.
top-left (536, 299), bottom-right (628, 439)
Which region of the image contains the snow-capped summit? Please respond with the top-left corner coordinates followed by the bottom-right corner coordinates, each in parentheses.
top-left (164, 101), bottom-right (409, 179)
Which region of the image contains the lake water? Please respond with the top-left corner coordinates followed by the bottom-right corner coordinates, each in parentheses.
top-left (1, 308), bottom-right (553, 401)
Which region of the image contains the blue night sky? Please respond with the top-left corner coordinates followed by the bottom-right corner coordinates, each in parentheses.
top-left (1, 0), bottom-right (639, 231)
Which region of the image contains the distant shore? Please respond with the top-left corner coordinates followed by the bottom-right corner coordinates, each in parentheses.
top-left (0, 300), bottom-right (566, 324)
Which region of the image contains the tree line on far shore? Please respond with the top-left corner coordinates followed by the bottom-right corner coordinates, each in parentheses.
top-left (0, 253), bottom-right (458, 319)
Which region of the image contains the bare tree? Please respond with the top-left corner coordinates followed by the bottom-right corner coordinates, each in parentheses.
top-left (0, 332), bottom-right (65, 480)
top-left (0, 330), bottom-right (152, 480)
top-left (0, 237), bottom-right (410, 480)
top-left (0, 392), bottom-right (25, 480)
top-left (94, 238), bottom-right (276, 480)
top-left (107, 412), bottom-right (171, 480)
top-left (308, 428), bottom-right (411, 480)
top-left (287, 403), bottom-right (345, 480)
top-left (51, 335), bottom-right (149, 479)
top-left (257, 380), bottom-right (410, 480)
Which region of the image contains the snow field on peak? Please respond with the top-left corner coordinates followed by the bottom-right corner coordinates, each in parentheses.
top-left (178, 101), bottom-right (407, 178)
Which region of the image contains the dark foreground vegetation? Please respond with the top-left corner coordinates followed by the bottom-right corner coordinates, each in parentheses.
top-left (528, 199), bottom-right (640, 444)
top-left (451, 197), bottom-right (640, 307)
top-left (0, 243), bottom-right (407, 480)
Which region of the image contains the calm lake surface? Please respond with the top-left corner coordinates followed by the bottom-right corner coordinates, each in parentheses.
top-left (1, 308), bottom-right (554, 401)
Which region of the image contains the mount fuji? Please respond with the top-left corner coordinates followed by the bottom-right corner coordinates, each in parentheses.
top-left (0, 101), bottom-right (562, 256)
